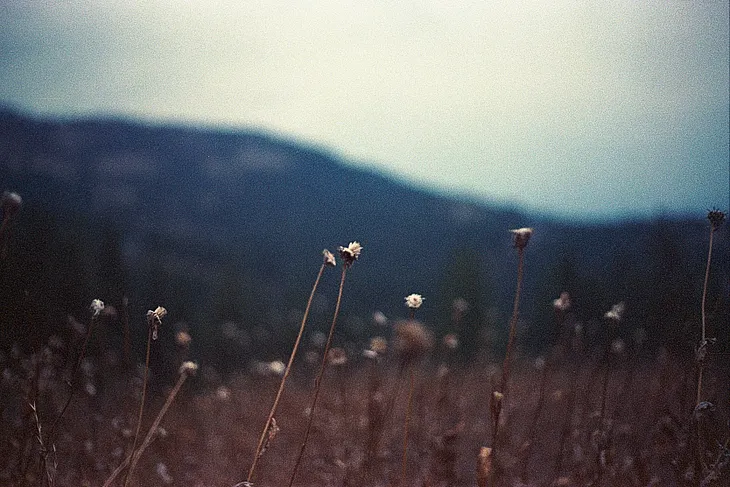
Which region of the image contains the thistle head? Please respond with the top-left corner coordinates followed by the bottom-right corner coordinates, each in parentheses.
top-left (338, 241), bottom-right (362, 267)
top-left (179, 361), bottom-right (198, 375)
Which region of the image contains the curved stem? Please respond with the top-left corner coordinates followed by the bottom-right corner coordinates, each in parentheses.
top-left (400, 366), bottom-right (415, 486)
top-left (123, 327), bottom-right (153, 487)
top-left (246, 262), bottom-right (326, 484)
top-left (288, 265), bottom-right (347, 487)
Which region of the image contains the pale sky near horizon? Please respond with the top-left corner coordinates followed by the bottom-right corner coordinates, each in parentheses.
top-left (1, 1), bottom-right (728, 221)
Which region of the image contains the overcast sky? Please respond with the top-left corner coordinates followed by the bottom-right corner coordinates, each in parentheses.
top-left (1, 1), bottom-right (728, 220)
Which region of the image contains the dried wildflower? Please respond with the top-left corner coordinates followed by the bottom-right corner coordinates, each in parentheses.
top-left (362, 349), bottom-right (378, 360)
top-left (90, 299), bottom-right (105, 318)
top-left (372, 311), bottom-right (388, 326)
top-left (443, 333), bottom-right (459, 350)
top-left (553, 292), bottom-right (571, 312)
top-left (707, 208), bottom-right (726, 230)
top-left (1, 191), bottom-right (22, 218)
top-left (338, 241), bottom-right (362, 267)
top-left (604, 302), bottom-right (625, 322)
top-left (476, 446), bottom-right (493, 487)
top-left (322, 249), bottom-right (336, 267)
top-left (404, 293), bottom-right (424, 309)
top-left (534, 356), bottom-right (546, 371)
top-left (369, 336), bottom-right (388, 355)
top-left (327, 347), bottom-right (348, 366)
top-left (510, 227), bottom-right (533, 249)
top-left (216, 386), bottom-right (231, 401)
top-left (147, 306), bottom-right (167, 340)
top-left (452, 297), bottom-right (469, 314)
top-left (175, 331), bottom-right (192, 347)
top-left (394, 320), bottom-right (434, 362)
top-left (179, 361), bottom-right (198, 375)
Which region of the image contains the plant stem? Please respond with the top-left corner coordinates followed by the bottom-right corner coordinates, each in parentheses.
top-left (123, 327), bottom-right (153, 487)
top-left (288, 265), bottom-right (348, 487)
top-left (246, 262), bottom-right (326, 484)
top-left (400, 366), bottom-right (415, 486)
top-left (696, 225), bottom-right (715, 406)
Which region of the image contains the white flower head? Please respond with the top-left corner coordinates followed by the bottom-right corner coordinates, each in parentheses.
top-left (604, 302), bottom-right (625, 322)
top-left (553, 292), bottom-right (571, 312)
top-left (510, 227), bottom-right (534, 249)
top-left (338, 241), bottom-right (362, 267)
top-left (405, 293), bottom-right (424, 309)
top-left (322, 249), bottom-right (336, 267)
top-left (267, 360), bottom-right (286, 376)
top-left (90, 299), bottom-right (105, 317)
top-left (179, 361), bottom-right (198, 375)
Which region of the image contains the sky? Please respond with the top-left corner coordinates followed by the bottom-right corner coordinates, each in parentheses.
top-left (1, 1), bottom-right (728, 221)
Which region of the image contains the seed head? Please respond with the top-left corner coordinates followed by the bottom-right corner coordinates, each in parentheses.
top-left (338, 241), bottom-right (362, 267)
top-left (175, 331), bottom-right (192, 347)
top-left (90, 299), bottom-right (105, 318)
top-left (443, 333), bottom-right (459, 350)
top-left (510, 227), bottom-right (533, 249)
top-left (394, 320), bottom-right (433, 362)
top-left (322, 249), bottom-right (336, 267)
top-left (267, 360), bottom-right (286, 376)
top-left (707, 208), bottom-right (726, 230)
top-left (404, 293), bottom-right (424, 309)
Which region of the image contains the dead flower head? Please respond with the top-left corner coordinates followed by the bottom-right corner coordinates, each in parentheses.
top-left (510, 227), bottom-right (533, 249)
top-left (322, 249), bottom-right (336, 267)
top-left (404, 293), bottom-right (424, 309)
top-left (394, 319), bottom-right (434, 363)
top-left (338, 241), bottom-right (362, 267)
top-left (147, 306), bottom-right (167, 340)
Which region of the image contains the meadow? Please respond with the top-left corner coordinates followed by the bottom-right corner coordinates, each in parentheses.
top-left (0, 201), bottom-right (727, 487)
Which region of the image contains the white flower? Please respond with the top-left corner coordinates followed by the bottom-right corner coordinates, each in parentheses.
top-left (338, 241), bottom-right (362, 267)
top-left (90, 299), bottom-right (105, 317)
top-left (2, 191), bottom-right (22, 217)
top-left (179, 361), bottom-right (198, 375)
top-left (510, 227), bottom-right (533, 249)
top-left (552, 292), bottom-right (571, 312)
top-left (405, 293), bottom-right (424, 309)
top-left (147, 306), bottom-right (167, 340)
top-left (604, 302), bottom-right (625, 322)
top-left (267, 360), bottom-right (286, 376)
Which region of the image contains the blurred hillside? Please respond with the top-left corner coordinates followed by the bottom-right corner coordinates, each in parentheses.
top-left (0, 108), bottom-right (727, 367)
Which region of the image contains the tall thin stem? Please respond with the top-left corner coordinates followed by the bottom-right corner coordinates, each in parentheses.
top-left (696, 226), bottom-right (715, 406)
top-left (400, 366), bottom-right (415, 486)
top-left (246, 262), bottom-right (327, 484)
top-left (123, 327), bottom-right (153, 487)
top-left (49, 314), bottom-right (97, 442)
top-left (288, 265), bottom-right (348, 487)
